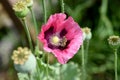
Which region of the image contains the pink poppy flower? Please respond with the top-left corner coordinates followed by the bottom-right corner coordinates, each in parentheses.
top-left (38, 13), bottom-right (83, 64)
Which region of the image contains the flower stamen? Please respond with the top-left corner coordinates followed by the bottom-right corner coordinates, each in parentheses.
top-left (51, 36), bottom-right (60, 46)
top-left (50, 35), bottom-right (67, 47)
top-left (60, 36), bottom-right (67, 47)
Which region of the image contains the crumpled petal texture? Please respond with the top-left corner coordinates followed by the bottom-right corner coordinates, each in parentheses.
top-left (38, 13), bottom-right (83, 64)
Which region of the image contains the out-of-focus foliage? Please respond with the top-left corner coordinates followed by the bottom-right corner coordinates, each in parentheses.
top-left (63, 0), bottom-right (120, 80)
top-left (53, 62), bottom-right (80, 80)
top-left (18, 61), bottom-right (81, 80)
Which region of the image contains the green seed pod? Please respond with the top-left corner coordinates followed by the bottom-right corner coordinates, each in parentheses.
top-left (14, 53), bottom-right (36, 73)
top-left (13, 1), bottom-right (29, 18)
top-left (12, 47), bottom-right (36, 73)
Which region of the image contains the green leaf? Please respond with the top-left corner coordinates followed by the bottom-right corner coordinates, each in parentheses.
top-left (52, 62), bottom-right (81, 80)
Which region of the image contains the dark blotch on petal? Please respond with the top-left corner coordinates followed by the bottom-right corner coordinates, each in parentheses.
top-left (44, 27), bottom-right (54, 41)
top-left (44, 27), bottom-right (70, 50)
top-left (48, 40), bottom-right (70, 50)
top-left (48, 44), bottom-right (58, 49)
top-left (60, 29), bottom-right (67, 37)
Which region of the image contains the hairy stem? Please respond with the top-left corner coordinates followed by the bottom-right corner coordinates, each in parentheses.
top-left (28, 73), bottom-right (32, 80)
top-left (42, 0), bottom-right (47, 23)
top-left (114, 49), bottom-right (118, 80)
top-left (81, 44), bottom-right (86, 80)
top-left (46, 53), bottom-right (49, 80)
top-left (60, 0), bottom-right (65, 13)
top-left (29, 7), bottom-right (39, 55)
top-left (42, 0), bottom-right (49, 79)
top-left (85, 40), bottom-right (90, 79)
top-left (22, 18), bottom-right (33, 52)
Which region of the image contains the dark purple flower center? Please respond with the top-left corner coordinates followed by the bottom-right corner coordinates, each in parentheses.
top-left (44, 26), bottom-right (70, 50)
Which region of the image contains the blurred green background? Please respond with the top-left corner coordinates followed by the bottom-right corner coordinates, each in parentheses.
top-left (0, 0), bottom-right (120, 80)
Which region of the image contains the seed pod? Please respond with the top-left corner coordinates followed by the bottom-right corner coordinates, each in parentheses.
top-left (14, 53), bottom-right (36, 73)
top-left (13, 1), bottom-right (29, 18)
top-left (82, 27), bottom-right (92, 40)
top-left (12, 47), bottom-right (36, 73)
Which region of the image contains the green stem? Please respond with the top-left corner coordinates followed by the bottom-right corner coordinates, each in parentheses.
top-left (85, 40), bottom-right (90, 79)
top-left (42, 0), bottom-right (49, 79)
top-left (36, 58), bottom-right (41, 80)
top-left (60, 0), bottom-right (65, 13)
top-left (85, 40), bottom-right (89, 64)
top-left (114, 49), bottom-right (118, 80)
top-left (101, 0), bottom-right (108, 15)
top-left (29, 8), bottom-right (39, 36)
top-left (22, 18), bottom-right (33, 52)
top-left (59, 64), bottom-right (62, 80)
top-left (81, 44), bottom-right (85, 80)
top-left (28, 73), bottom-right (32, 80)
top-left (46, 53), bottom-right (49, 80)
top-left (42, 0), bottom-right (47, 23)
top-left (29, 7), bottom-right (39, 55)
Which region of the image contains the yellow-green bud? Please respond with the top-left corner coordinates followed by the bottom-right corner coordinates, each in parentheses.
top-left (13, 1), bottom-right (29, 18)
top-left (24, 0), bottom-right (33, 8)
